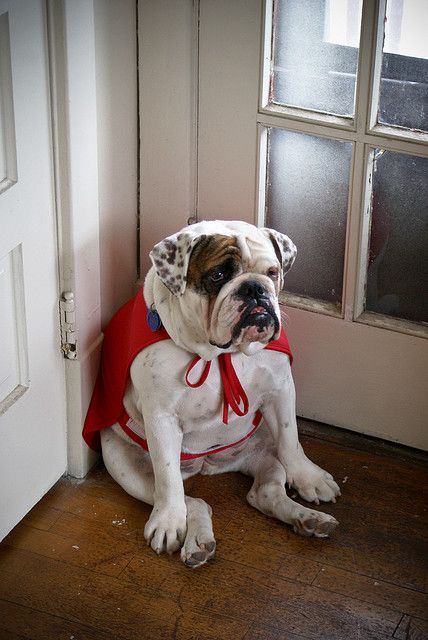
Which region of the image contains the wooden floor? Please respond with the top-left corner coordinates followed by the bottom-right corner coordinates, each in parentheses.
top-left (1, 420), bottom-right (427, 640)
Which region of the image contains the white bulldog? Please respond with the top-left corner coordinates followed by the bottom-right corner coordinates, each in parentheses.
top-left (100, 220), bottom-right (340, 567)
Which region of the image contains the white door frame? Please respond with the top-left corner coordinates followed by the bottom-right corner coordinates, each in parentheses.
top-left (48, 0), bottom-right (138, 478)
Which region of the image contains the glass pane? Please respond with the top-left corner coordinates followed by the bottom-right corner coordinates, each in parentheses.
top-left (366, 149), bottom-right (428, 324)
top-left (271, 0), bottom-right (362, 116)
top-left (266, 128), bottom-right (352, 306)
top-left (377, 0), bottom-right (428, 132)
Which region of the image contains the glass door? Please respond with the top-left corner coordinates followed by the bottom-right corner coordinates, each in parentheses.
top-left (197, 0), bottom-right (428, 449)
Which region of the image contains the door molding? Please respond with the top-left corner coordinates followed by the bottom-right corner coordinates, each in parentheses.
top-left (47, 0), bottom-right (138, 477)
top-left (138, 0), bottom-right (199, 276)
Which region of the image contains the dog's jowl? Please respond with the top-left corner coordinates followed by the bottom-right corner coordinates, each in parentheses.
top-left (84, 220), bottom-right (340, 568)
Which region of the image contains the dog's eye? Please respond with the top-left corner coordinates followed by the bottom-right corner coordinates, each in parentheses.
top-left (267, 267), bottom-right (279, 279)
top-left (209, 271), bottom-right (225, 283)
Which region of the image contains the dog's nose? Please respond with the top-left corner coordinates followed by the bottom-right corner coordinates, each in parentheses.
top-left (237, 280), bottom-right (266, 301)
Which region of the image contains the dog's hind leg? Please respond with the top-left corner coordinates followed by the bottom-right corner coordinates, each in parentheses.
top-left (242, 448), bottom-right (338, 538)
top-left (101, 426), bottom-right (156, 505)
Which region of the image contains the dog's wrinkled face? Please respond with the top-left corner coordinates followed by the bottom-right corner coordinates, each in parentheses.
top-left (186, 234), bottom-right (281, 349)
top-left (150, 222), bottom-right (296, 352)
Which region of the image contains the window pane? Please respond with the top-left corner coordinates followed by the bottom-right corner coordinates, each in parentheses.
top-left (366, 150), bottom-right (428, 324)
top-left (271, 0), bottom-right (362, 116)
top-left (266, 128), bottom-right (352, 305)
top-left (377, 0), bottom-right (428, 132)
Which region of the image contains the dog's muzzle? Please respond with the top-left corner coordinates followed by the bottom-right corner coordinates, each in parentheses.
top-left (232, 279), bottom-right (279, 339)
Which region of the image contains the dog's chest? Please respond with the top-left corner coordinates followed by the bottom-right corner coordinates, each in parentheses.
top-left (130, 342), bottom-right (290, 454)
top-left (176, 350), bottom-right (286, 428)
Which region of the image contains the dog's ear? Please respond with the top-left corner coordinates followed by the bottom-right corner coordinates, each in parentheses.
top-left (262, 227), bottom-right (297, 285)
top-left (150, 230), bottom-right (202, 295)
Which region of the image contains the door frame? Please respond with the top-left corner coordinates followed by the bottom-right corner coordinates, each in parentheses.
top-left (48, 0), bottom-right (138, 477)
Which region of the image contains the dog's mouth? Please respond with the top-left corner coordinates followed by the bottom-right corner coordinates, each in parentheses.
top-left (210, 300), bottom-right (279, 350)
top-left (248, 304), bottom-right (271, 320)
top-left (235, 299), bottom-right (278, 335)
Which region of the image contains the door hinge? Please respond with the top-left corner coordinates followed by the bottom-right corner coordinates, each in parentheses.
top-left (59, 291), bottom-right (77, 359)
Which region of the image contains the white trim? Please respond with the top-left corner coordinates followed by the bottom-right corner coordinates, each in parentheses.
top-left (280, 294), bottom-right (341, 319)
top-left (354, 147), bottom-right (374, 320)
top-left (48, 0), bottom-right (101, 478)
top-left (0, 11), bottom-right (17, 194)
top-left (255, 124), bottom-right (268, 229)
top-left (259, 104), bottom-right (355, 131)
top-left (343, 141), bottom-right (366, 322)
top-left (357, 311), bottom-right (427, 340)
top-left (367, 0), bottom-right (386, 131)
top-left (354, 0), bottom-right (379, 134)
top-left (368, 124), bottom-right (428, 146)
top-left (257, 113), bottom-right (428, 157)
top-left (48, 0), bottom-right (138, 477)
top-left (259, 0), bottom-right (273, 110)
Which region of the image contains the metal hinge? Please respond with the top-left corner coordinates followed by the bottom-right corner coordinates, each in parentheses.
top-left (59, 291), bottom-right (77, 359)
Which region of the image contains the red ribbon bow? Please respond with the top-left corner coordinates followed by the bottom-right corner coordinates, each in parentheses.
top-left (185, 353), bottom-right (249, 424)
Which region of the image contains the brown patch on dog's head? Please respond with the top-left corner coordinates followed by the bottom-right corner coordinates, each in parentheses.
top-left (187, 235), bottom-right (242, 294)
top-left (150, 230), bottom-right (242, 296)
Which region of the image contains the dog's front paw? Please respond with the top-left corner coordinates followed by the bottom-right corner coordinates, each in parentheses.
top-left (286, 458), bottom-right (340, 505)
top-left (144, 501), bottom-right (187, 554)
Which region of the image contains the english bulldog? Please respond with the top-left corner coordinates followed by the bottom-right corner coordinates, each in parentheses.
top-left (99, 220), bottom-right (340, 567)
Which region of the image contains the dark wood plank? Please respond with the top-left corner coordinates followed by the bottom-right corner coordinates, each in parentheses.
top-left (0, 600), bottom-right (116, 640)
top-left (35, 471), bottom-right (151, 531)
top-left (0, 547), bottom-right (249, 640)
top-left (0, 630), bottom-right (29, 640)
top-left (170, 557), bottom-right (400, 639)
top-left (243, 628), bottom-right (311, 640)
top-left (21, 505), bottom-right (62, 532)
top-left (313, 565), bottom-right (428, 620)
top-left (3, 516), bottom-right (136, 577)
top-left (0, 546), bottom-right (172, 640)
top-left (216, 529), bottom-right (321, 585)
top-left (393, 614), bottom-right (428, 640)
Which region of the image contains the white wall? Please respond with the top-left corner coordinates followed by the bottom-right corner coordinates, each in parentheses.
top-left (94, 0), bottom-right (138, 325)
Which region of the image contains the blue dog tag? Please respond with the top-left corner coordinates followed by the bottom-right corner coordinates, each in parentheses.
top-left (147, 308), bottom-right (162, 331)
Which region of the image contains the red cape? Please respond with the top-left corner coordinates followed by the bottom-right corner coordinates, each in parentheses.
top-left (83, 290), bottom-right (293, 451)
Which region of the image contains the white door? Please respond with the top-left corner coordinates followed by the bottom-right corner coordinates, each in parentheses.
top-left (0, 0), bottom-right (67, 539)
top-left (196, 0), bottom-right (428, 449)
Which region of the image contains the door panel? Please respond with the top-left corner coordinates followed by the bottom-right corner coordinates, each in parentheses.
top-left (0, 0), bottom-right (67, 540)
top-left (286, 307), bottom-right (428, 450)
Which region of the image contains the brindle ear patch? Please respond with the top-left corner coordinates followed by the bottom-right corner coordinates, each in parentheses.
top-left (262, 227), bottom-right (297, 280)
top-left (150, 231), bottom-right (202, 295)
